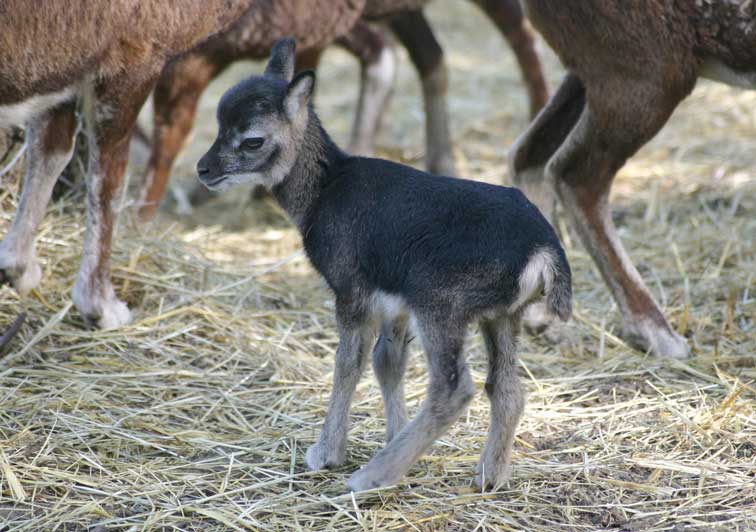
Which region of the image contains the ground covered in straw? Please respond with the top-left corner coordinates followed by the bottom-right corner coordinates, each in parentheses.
top-left (1, 2), bottom-right (755, 530)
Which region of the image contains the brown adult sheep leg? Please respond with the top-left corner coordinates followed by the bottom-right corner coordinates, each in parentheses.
top-left (71, 77), bottom-right (154, 329)
top-left (507, 74), bottom-right (585, 333)
top-left (509, 73), bottom-right (585, 224)
top-left (546, 78), bottom-right (692, 358)
top-left (335, 21), bottom-right (395, 156)
top-left (390, 10), bottom-right (456, 176)
top-left (138, 53), bottom-right (230, 220)
top-left (472, 0), bottom-right (548, 118)
top-left (0, 101), bottom-right (77, 294)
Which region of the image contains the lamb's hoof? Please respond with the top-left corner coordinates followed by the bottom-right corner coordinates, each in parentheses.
top-left (305, 442), bottom-right (344, 471)
top-left (0, 255), bottom-right (42, 296)
top-left (622, 323), bottom-right (690, 359)
top-left (346, 465), bottom-right (397, 492)
top-left (523, 302), bottom-right (552, 335)
top-left (475, 460), bottom-right (510, 491)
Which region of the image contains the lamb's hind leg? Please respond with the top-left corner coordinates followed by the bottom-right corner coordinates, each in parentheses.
top-left (72, 78), bottom-right (154, 329)
top-left (547, 76), bottom-right (691, 358)
top-left (306, 301), bottom-right (374, 471)
top-left (348, 317), bottom-right (474, 491)
top-left (372, 315), bottom-right (410, 442)
top-left (478, 313), bottom-right (524, 490)
top-left (0, 101), bottom-right (77, 294)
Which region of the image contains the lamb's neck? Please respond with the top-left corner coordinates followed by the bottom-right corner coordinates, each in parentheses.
top-left (272, 109), bottom-right (346, 232)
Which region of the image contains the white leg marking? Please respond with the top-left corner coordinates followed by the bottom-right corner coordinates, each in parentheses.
top-left (71, 95), bottom-right (131, 330)
top-left (71, 156), bottom-right (132, 329)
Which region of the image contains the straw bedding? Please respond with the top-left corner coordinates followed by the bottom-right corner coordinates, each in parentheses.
top-left (0, 1), bottom-right (754, 530)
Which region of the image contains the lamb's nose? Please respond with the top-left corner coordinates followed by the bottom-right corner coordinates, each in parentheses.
top-left (197, 162), bottom-right (209, 178)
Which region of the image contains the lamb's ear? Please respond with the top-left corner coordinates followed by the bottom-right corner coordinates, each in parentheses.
top-left (265, 37), bottom-right (296, 82)
top-left (284, 70), bottom-right (315, 122)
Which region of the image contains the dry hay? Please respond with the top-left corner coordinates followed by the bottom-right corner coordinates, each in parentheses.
top-left (1, 1), bottom-right (755, 530)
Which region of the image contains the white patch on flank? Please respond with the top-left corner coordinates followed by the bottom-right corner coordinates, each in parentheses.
top-left (508, 248), bottom-right (556, 313)
top-left (0, 87), bottom-right (75, 127)
top-left (700, 58), bottom-right (756, 89)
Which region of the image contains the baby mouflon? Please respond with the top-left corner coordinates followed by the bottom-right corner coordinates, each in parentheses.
top-left (197, 38), bottom-right (572, 492)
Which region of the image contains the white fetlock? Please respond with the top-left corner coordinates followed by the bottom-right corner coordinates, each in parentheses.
top-left (95, 297), bottom-right (132, 330)
top-left (0, 243), bottom-right (43, 296)
top-left (622, 320), bottom-right (690, 359)
top-left (72, 278), bottom-right (132, 330)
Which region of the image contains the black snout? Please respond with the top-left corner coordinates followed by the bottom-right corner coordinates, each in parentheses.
top-left (196, 151), bottom-right (226, 189)
top-left (196, 160), bottom-right (210, 178)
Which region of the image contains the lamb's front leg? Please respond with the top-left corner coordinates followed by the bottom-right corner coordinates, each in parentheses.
top-left (0, 101), bottom-right (77, 294)
top-left (306, 304), bottom-right (374, 470)
top-left (72, 79), bottom-right (153, 329)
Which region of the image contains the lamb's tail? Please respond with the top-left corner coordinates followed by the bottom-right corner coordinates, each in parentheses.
top-left (546, 247), bottom-right (572, 322)
top-left (510, 246), bottom-right (572, 322)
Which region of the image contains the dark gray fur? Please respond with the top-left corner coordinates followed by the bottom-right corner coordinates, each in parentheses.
top-left (198, 38), bottom-right (572, 491)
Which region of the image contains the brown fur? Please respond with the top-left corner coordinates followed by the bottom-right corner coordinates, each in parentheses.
top-left (0, 0), bottom-right (255, 328)
top-left (512, 0), bottom-right (756, 357)
top-left (0, 0), bottom-right (251, 104)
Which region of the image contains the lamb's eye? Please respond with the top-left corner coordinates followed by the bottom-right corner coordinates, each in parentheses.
top-left (240, 137), bottom-right (264, 150)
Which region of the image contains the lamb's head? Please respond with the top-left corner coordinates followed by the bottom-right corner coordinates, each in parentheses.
top-left (197, 38), bottom-right (314, 191)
